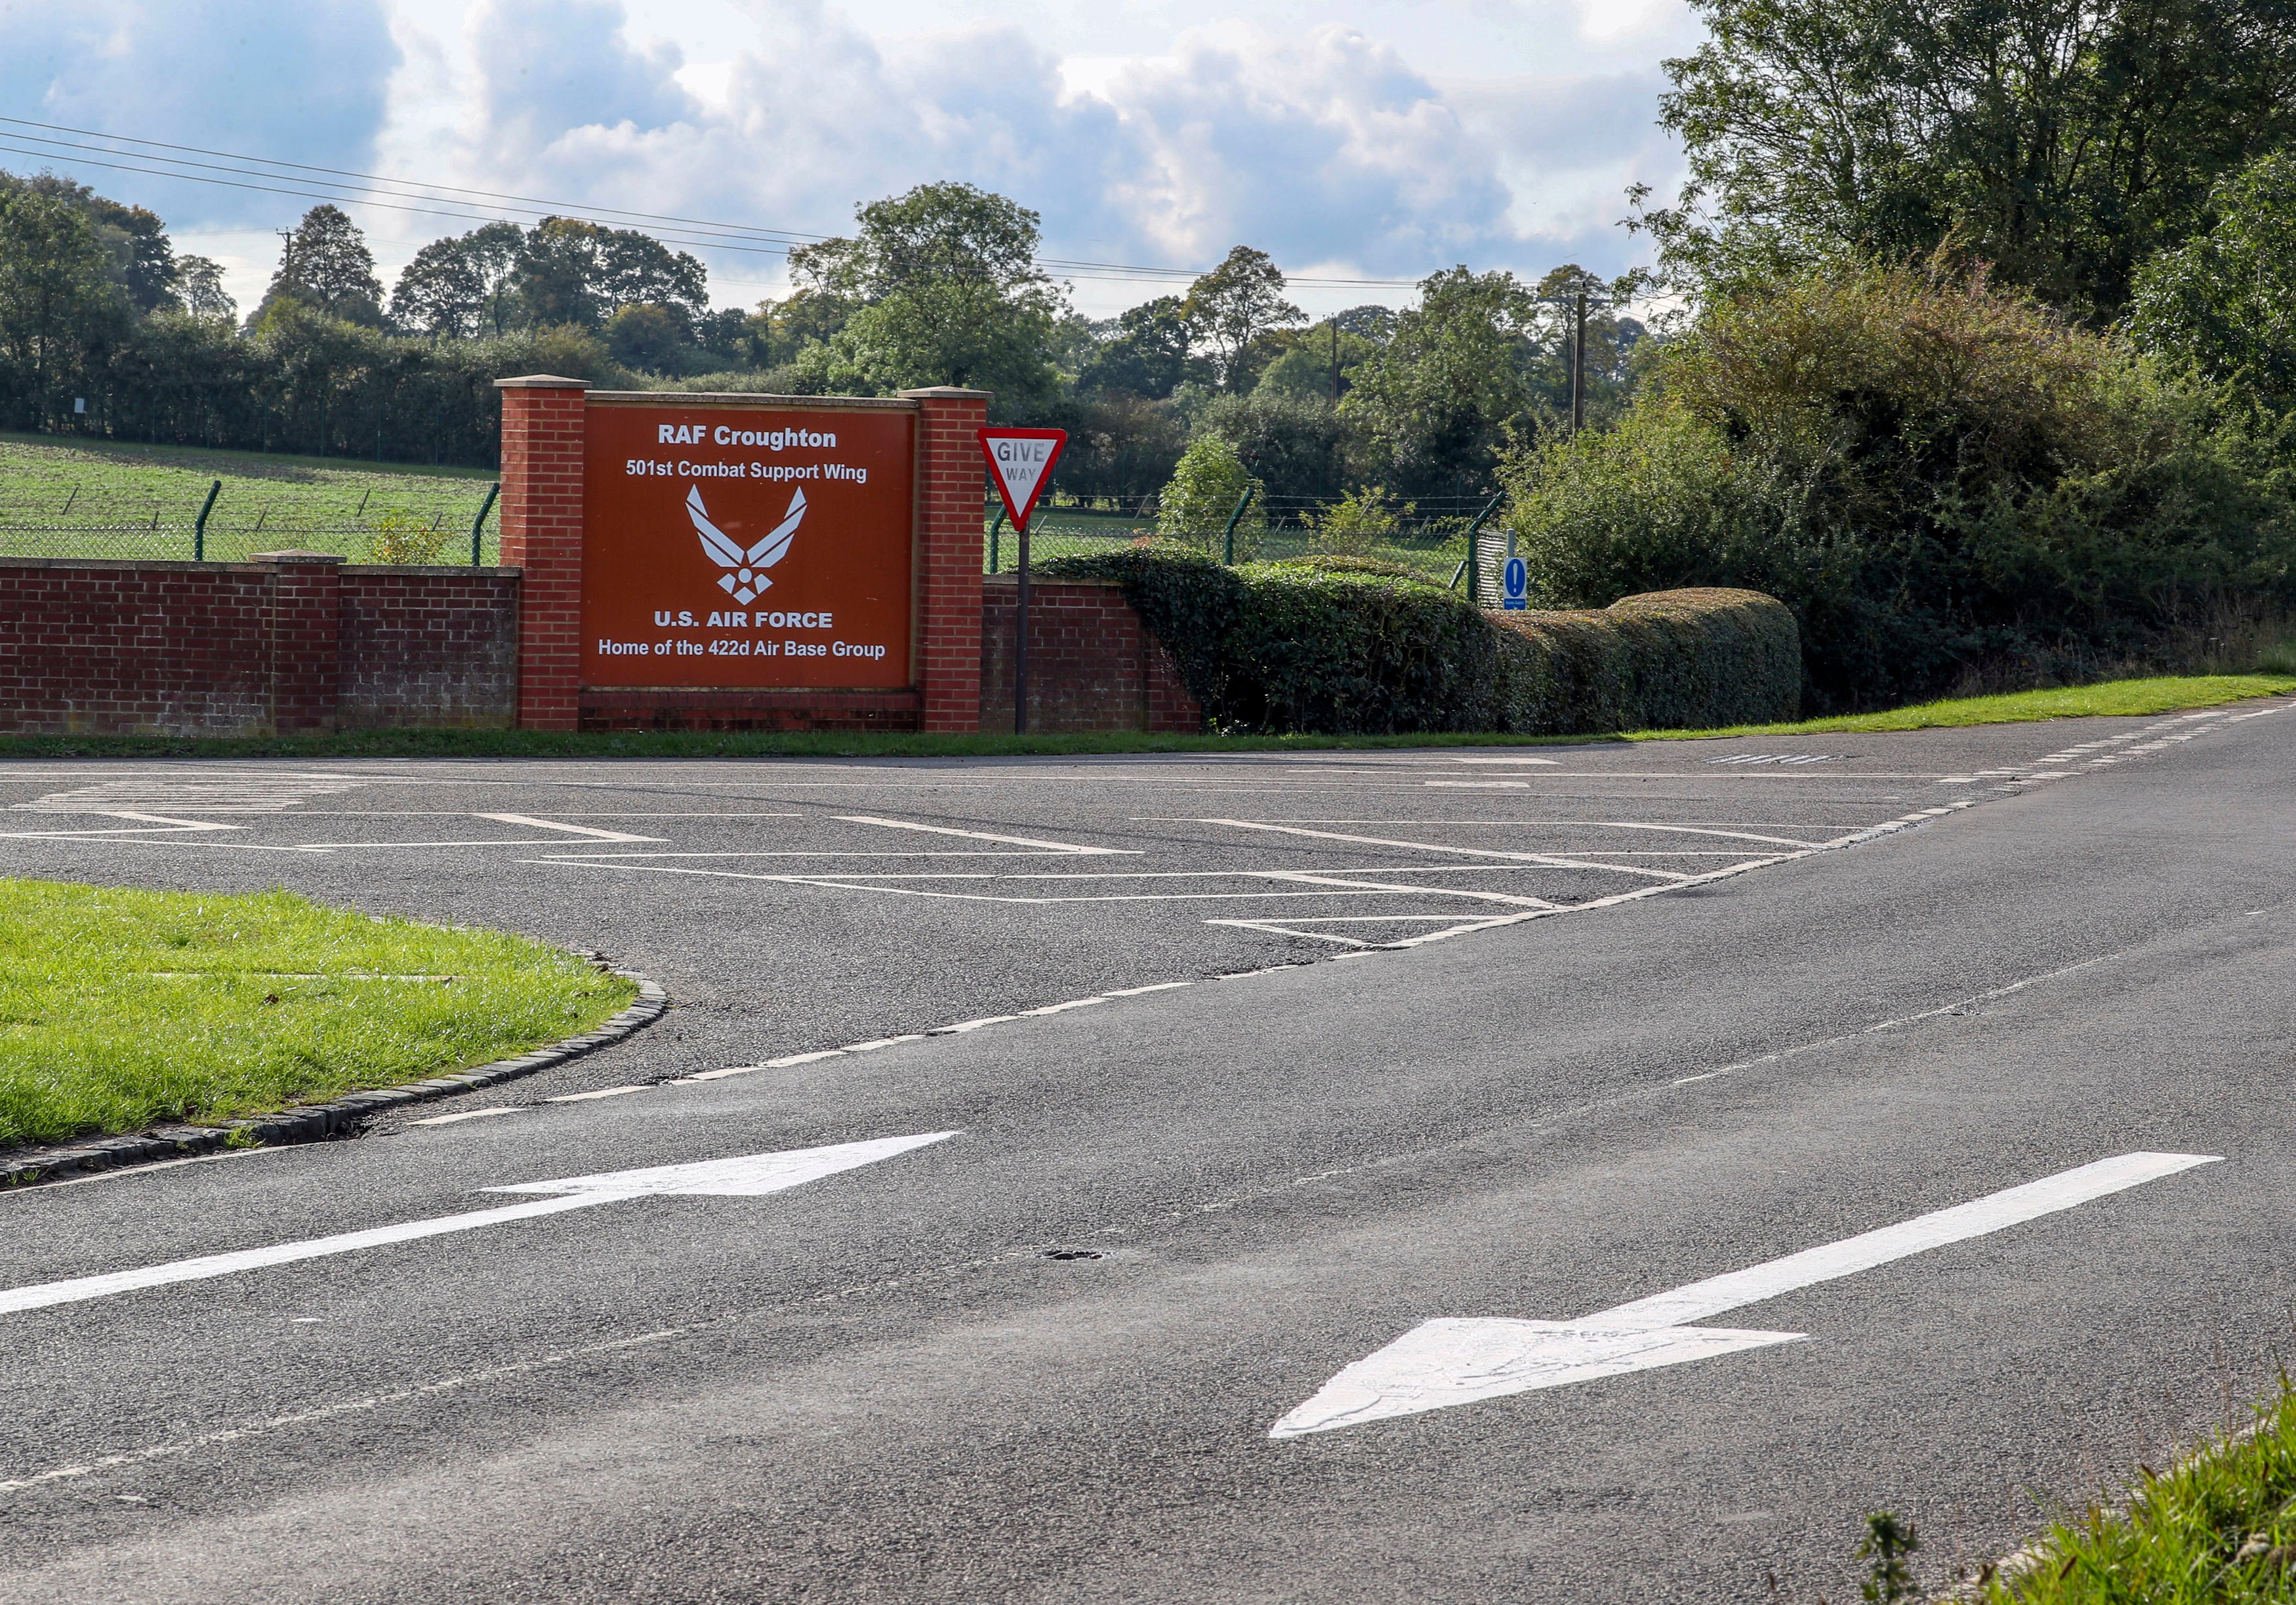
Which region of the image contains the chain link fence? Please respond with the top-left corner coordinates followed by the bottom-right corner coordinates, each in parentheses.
top-left (983, 491), bottom-right (1512, 598)
top-left (0, 480), bottom-right (504, 565)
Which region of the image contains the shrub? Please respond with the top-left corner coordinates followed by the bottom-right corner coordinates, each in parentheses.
top-left (1493, 588), bottom-right (1800, 733)
top-left (1309, 485), bottom-right (1414, 554)
top-left (1038, 543), bottom-right (1799, 734)
top-left (1155, 434), bottom-right (1267, 552)
top-left (364, 511), bottom-right (452, 564)
top-left (1505, 261), bottom-right (2296, 711)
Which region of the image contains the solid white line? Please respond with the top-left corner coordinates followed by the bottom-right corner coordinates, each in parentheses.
top-left (472, 814), bottom-right (668, 843)
top-left (834, 814), bottom-right (1132, 855)
top-left (1200, 819), bottom-right (1690, 881)
top-left (1594, 1152), bottom-right (2221, 1330)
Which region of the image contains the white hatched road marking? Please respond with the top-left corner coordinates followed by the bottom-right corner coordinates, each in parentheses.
top-left (12, 774), bottom-right (369, 814)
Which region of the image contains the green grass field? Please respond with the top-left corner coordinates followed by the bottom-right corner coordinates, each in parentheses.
top-left (0, 431), bottom-right (501, 564)
top-left (1630, 674), bottom-right (2296, 739)
top-left (0, 878), bottom-right (637, 1149)
top-left (3, 673), bottom-right (2287, 762)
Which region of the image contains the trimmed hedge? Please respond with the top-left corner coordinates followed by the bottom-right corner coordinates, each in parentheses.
top-left (1036, 544), bottom-right (1799, 734)
top-left (1492, 588), bottom-right (1801, 734)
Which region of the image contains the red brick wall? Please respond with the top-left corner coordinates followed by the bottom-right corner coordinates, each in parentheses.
top-left (0, 556), bottom-right (521, 737)
top-left (339, 566), bottom-right (520, 729)
top-left (0, 559), bottom-right (275, 735)
top-left (904, 386), bottom-right (989, 732)
top-left (495, 377), bottom-right (588, 732)
top-left (980, 577), bottom-right (1204, 734)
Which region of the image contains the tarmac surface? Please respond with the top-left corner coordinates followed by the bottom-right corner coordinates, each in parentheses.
top-left (1, 705), bottom-right (2291, 1602)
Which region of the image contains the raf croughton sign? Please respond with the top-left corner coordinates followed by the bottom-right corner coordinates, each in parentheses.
top-left (581, 404), bottom-right (916, 690)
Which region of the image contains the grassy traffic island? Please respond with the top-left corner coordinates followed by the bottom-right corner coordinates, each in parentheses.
top-left (0, 879), bottom-right (638, 1152)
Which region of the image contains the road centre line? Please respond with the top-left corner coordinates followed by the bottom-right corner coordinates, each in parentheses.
top-left (1670, 953), bottom-right (2119, 1086)
top-left (1199, 819), bottom-right (1692, 881)
top-left (1339, 799), bottom-right (1983, 949)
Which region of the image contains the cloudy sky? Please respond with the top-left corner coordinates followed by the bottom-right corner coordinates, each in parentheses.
top-left (0, 0), bottom-right (1700, 320)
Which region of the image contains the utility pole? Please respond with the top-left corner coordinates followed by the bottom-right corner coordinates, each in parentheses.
top-left (1570, 285), bottom-right (1588, 436)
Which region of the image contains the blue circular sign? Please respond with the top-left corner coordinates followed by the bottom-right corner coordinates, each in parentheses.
top-left (1504, 556), bottom-right (1527, 598)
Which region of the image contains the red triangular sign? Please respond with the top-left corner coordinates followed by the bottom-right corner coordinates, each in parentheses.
top-left (978, 428), bottom-right (1068, 532)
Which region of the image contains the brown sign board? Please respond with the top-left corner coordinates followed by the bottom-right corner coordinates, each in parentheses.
top-left (581, 401), bottom-right (916, 689)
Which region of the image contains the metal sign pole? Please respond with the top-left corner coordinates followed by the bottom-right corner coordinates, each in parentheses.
top-left (1014, 507), bottom-right (1031, 735)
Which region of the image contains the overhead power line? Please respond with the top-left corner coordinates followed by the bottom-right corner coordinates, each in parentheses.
top-left (0, 115), bottom-right (1427, 292)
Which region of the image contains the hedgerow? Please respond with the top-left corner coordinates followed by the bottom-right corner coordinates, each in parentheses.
top-left (1036, 543), bottom-right (1798, 734)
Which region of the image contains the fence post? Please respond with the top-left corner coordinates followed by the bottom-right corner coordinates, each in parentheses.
top-left (193, 480), bottom-right (220, 562)
top-left (988, 504), bottom-right (1004, 575)
top-left (1221, 485), bottom-right (1256, 564)
top-left (469, 482), bottom-right (500, 566)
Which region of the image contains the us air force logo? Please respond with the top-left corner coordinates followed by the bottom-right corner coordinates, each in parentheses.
top-left (689, 484), bottom-right (804, 604)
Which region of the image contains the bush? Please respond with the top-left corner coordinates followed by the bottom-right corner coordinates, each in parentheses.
top-left (1155, 434), bottom-right (1266, 551)
top-left (1493, 588), bottom-right (1800, 733)
top-left (1505, 261), bottom-right (2296, 712)
top-left (1038, 543), bottom-right (1799, 734)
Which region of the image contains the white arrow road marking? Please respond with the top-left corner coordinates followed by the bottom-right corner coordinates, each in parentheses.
top-left (1270, 1151), bottom-right (2219, 1439)
top-left (0, 1133), bottom-right (955, 1317)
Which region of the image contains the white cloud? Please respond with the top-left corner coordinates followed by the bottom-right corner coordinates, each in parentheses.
top-left (2, 0), bottom-right (1692, 316)
top-left (0, 0), bottom-right (400, 226)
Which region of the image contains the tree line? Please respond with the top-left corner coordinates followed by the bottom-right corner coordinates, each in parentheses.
top-left (0, 172), bottom-right (1642, 511)
top-left (1513, 0), bottom-right (2296, 710)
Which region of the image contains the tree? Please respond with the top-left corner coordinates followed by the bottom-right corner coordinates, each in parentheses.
top-left (0, 178), bottom-right (123, 426)
top-left (1639, 0), bottom-right (2296, 318)
top-left (1253, 320), bottom-right (1382, 405)
top-left (516, 217), bottom-right (707, 329)
top-left (604, 302), bottom-right (694, 373)
top-left (22, 175), bottom-right (178, 314)
top-left (391, 222), bottom-right (525, 338)
top-left (2130, 149), bottom-right (2296, 417)
top-left (1183, 246), bottom-right (1303, 389)
top-left (259, 204), bottom-right (384, 325)
top-left (1077, 296), bottom-right (1200, 398)
top-left (1342, 268), bottom-right (1543, 496)
top-left (174, 256), bottom-right (236, 322)
top-left (790, 182), bottom-right (1065, 402)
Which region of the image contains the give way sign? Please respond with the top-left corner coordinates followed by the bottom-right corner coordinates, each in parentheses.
top-left (979, 428), bottom-right (1068, 531)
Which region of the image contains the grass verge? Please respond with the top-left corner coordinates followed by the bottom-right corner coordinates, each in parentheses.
top-left (0, 877), bottom-right (637, 1150)
top-left (2, 674), bottom-right (2289, 762)
top-left (1979, 1383), bottom-right (2296, 1602)
top-left (1628, 674), bottom-right (2296, 740)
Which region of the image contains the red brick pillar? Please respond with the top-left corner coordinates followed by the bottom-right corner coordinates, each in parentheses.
top-left (495, 375), bottom-right (590, 731)
top-left (258, 549), bottom-right (343, 735)
top-left (903, 386), bottom-right (990, 732)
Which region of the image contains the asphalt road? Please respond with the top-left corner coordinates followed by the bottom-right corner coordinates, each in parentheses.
top-left (1, 705), bottom-right (2291, 1602)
